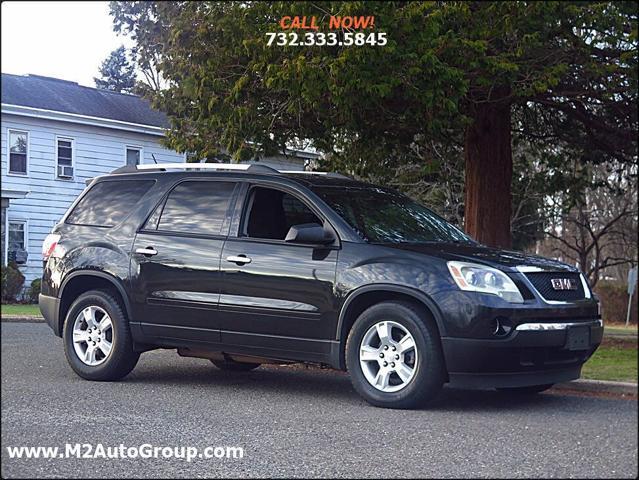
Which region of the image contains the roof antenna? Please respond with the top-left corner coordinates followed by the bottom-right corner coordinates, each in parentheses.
top-left (151, 153), bottom-right (158, 164)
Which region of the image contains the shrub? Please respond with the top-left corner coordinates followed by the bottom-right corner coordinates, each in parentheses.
top-left (27, 278), bottom-right (41, 304)
top-left (1, 262), bottom-right (25, 303)
top-left (594, 280), bottom-right (638, 325)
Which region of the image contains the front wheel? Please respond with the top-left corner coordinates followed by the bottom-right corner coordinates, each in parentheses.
top-left (346, 301), bottom-right (445, 409)
top-left (63, 290), bottom-right (139, 381)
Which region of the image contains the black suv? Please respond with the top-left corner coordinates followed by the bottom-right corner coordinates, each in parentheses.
top-left (39, 163), bottom-right (602, 409)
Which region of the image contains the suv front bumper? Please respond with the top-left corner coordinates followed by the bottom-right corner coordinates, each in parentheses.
top-left (442, 319), bottom-right (603, 389)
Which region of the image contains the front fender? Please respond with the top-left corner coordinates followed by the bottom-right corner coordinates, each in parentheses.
top-left (336, 283), bottom-right (447, 339)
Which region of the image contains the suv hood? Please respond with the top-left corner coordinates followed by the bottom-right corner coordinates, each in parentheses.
top-left (384, 242), bottom-right (577, 273)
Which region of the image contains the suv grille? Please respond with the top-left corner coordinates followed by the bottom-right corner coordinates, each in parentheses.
top-left (524, 272), bottom-right (585, 302)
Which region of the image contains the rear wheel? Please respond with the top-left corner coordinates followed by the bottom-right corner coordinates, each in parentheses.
top-left (346, 301), bottom-right (445, 409)
top-left (497, 384), bottom-right (554, 395)
top-left (210, 359), bottom-right (261, 371)
top-left (63, 290), bottom-right (139, 381)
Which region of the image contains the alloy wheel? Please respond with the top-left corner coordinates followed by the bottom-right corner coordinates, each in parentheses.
top-left (72, 306), bottom-right (114, 366)
top-left (359, 320), bottom-right (418, 393)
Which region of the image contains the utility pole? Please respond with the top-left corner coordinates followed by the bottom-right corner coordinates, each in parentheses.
top-left (626, 267), bottom-right (637, 327)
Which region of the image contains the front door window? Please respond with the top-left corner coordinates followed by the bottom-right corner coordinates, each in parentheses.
top-left (243, 187), bottom-right (321, 240)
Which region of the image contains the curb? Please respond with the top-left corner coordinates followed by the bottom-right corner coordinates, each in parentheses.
top-left (1, 316), bottom-right (45, 323)
top-left (553, 379), bottom-right (638, 396)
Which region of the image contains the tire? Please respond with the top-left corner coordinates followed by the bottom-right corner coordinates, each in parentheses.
top-left (63, 289), bottom-right (140, 381)
top-left (210, 359), bottom-right (261, 371)
top-left (497, 384), bottom-right (554, 395)
top-left (346, 301), bottom-right (445, 409)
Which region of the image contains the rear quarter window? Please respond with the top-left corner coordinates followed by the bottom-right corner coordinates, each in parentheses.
top-left (66, 180), bottom-right (155, 227)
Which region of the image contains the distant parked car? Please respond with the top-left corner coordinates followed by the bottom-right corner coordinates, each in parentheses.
top-left (39, 163), bottom-right (602, 408)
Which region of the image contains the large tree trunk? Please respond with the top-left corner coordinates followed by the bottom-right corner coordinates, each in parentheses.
top-left (464, 88), bottom-right (513, 248)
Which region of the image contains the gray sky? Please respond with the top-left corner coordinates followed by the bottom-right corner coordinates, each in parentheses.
top-left (1, 1), bottom-right (129, 87)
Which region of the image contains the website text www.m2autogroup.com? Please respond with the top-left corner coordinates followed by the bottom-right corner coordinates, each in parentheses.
top-left (5, 443), bottom-right (244, 462)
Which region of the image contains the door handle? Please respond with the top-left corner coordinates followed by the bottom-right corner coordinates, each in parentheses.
top-left (226, 255), bottom-right (252, 265)
top-left (135, 247), bottom-right (158, 257)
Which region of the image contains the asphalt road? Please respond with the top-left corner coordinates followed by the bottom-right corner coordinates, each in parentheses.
top-left (2, 323), bottom-right (637, 479)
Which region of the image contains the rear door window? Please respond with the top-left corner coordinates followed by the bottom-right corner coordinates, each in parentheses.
top-left (66, 180), bottom-right (154, 227)
top-left (149, 181), bottom-right (236, 236)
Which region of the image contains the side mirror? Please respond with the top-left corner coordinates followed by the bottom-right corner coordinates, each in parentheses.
top-left (285, 223), bottom-right (335, 245)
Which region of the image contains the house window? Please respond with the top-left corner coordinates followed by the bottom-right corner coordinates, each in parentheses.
top-left (8, 130), bottom-right (28, 174)
top-left (126, 146), bottom-right (142, 166)
top-left (56, 137), bottom-right (74, 179)
top-left (7, 221), bottom-right (27, 265)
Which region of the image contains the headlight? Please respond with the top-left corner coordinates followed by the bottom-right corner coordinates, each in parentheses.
top-left (447, 261), bottom-right (524, 303)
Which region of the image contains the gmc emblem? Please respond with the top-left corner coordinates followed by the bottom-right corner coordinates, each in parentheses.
top-left (551, 278), bottom-right (577, 291)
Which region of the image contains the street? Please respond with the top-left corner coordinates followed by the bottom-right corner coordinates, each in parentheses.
top-left (1, 322), bottom-right (637, 479)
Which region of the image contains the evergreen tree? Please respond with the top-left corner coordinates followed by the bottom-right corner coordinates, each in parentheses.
top-left (110, 2), bottom-right (637, 247)
top-left (94, 45), bottom-right (136, 93)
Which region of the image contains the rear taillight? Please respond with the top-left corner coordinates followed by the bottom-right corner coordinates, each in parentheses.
top-left (42, 234), bottom-right (61, 260)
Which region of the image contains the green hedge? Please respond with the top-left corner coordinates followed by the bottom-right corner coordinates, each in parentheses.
top-left (1, 262), bottom-right (25, 303)
top-left (27, 278), bottom-right (41, 304)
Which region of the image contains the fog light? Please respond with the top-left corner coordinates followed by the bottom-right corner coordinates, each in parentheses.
top-left (492, 317), bottom-right (512, 337)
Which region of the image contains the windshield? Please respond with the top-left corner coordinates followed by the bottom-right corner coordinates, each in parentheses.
top-left (314, 186), bottom-right (474, 244)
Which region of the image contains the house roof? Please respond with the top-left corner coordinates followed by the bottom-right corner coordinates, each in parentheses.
top-left (1, 73), bottom-right (169, 128)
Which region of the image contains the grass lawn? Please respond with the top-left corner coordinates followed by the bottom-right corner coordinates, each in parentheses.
top-left (1, 304), bottom-right (41, 317)
top-left (582, 342), bottom-right (638, 383)
top-left (604, 323), bottom-right (638, 336)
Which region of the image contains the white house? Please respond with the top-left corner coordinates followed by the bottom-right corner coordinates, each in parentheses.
top-left (1, 73), bottom-right (315, 288)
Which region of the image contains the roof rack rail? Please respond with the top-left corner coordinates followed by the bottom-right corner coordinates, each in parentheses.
top-left (110, 163), bottom-right (279, 175)
top-left (108, 163), bottom-right (351, 179)
top-left (280, 170), bottom-right (351, 180)
top-left (110, 165), bottom-right (147, 174)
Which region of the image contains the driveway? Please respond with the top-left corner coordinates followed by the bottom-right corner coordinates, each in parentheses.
top-left (2, 323), bottom-right (637, 478)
